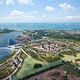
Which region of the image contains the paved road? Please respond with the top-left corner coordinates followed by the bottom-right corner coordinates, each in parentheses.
top-left (20, 48), bottom-right (31, 58)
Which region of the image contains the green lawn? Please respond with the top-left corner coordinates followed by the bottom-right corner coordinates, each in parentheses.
top-left (62, 53), bottom-right (80, 61)
top-left (13, 57), bottom-right (62, 80)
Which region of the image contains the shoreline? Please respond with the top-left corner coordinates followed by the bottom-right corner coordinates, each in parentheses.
top-left (0, 43), bottom-right (22, 63)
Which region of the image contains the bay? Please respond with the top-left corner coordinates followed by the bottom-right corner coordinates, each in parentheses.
top-left (0, 31), bottom-right (21, 61)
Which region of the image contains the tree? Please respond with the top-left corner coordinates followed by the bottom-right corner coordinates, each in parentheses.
top-left (33, 63), bottom-right (43, 69)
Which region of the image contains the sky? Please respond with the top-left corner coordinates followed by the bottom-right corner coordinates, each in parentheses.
top-left (0, 0), bottom-right (80, 23)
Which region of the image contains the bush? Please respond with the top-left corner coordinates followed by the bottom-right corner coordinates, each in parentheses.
top-left (33, 63), bottom-right (43, 69)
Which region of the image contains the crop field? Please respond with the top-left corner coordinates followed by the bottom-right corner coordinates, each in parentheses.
top-left (62, 53), bottom-right (80, 61)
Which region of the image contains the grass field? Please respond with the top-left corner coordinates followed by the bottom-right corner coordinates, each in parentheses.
top-left (62, 53), bottom-right (80, 61)
top-left (13, 57), bottom-right (62, 80)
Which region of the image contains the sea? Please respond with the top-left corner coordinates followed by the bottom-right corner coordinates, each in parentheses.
top-left (0, 22), bottom-right (80, 61)
top-left (0, 22), bottom-right (80, 31)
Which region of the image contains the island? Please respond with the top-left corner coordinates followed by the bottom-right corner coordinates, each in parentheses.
top-left (0, 28), bottom-right (18, 33)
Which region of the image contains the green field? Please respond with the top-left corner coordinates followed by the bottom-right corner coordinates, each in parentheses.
top-left (13, 57), bottom-right (62, 80)
top-left (62, 53), bottom-right (80, 61)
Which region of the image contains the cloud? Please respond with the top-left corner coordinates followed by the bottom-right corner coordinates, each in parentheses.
top-left (10, 10), bottom-right (24, 16)
top-left (33, 11), bottom-right (38, 14)
top-left (0, 12), bottom-right (35, 23)
top-left (64, 16), bottom-right (74, 20)
top-left (6, 0), bottom-right (14, 5)
top-left (8, 15), bottom-right (34, 19)
top-left (42, 14), bottom-right (46, 18)
top-left (64, 16), bottom-right (80, 20)
top-left (1, 16), bottom-right (80, 23)
top-left (0, 0), bottom-right (2, 5)
top-left (10, 10), bottom-right (35, 18)
top-left (0, 15), bottom-right (35, 23)
top-left (4, 10), bottom-right (35, 22)
top-left (45, 6), bottom-right (55, 11)
top-left (0, 9), bottom-right (80, 23)
top-left (59, 3), bottom-right (76, 10)
top-left (18, 0), bottom-right (34, 5)
top-left (1, 0), bottom-right (34, 5)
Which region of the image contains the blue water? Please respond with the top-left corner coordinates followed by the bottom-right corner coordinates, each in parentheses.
top-left (0, 23), bottom-right (80, 31)
top-left (0, 48), bottom-right (13, 61)
top-left (0, 32), bottom-right (21, 47)
top-left (0, 32), bottom-right (21, 61)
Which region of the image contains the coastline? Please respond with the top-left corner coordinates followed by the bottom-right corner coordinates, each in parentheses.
top-left (0, 31), bottom-right (22, 62)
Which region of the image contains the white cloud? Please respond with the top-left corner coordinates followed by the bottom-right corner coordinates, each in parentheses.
top-left (6, 10), bottom-right (35, 22)
top-left (1, 9), bottom-right (80, 23)
top-left (0, 0), bottom-right (2, 5)
top-left (42, 14), bottom-right (46, 18)
top-left (18, 0), bottom-right (34, 5)
top-left (10, 10), bottom-right (24, 16)
top-left (64, 16), bottom-right (74, 20)
top-left (0, 13), bottom-right (35, 23)
top-left (45, 6), bottom-right (55, 11)
top-left (8, 15), bottom-right (34, 19)
top-left (1, 16), bottom-right (80, 23)
top-left (59, 3), bottom-right (76, 10)
top-left (0, 15), bottom-right (35, 23)
top-left (64, 16), bottom-right (80, 20)
top-left (33, 11), bottom-right (38, 14)
top-left (10, 10), bottom-right (36, 18)
top-left (6, 0), bottom-right (14, 5)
